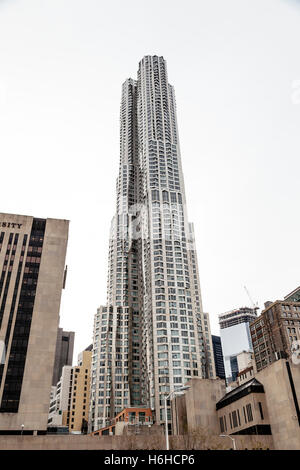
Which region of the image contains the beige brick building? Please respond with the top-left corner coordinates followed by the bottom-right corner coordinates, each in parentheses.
top-left (66, 347), bottom-right (92, 433)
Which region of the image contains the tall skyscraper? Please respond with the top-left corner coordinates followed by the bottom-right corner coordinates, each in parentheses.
top-left (0, 213), bottom-right (69, 433)
top-left (89, 56), bottom-right (215, 432)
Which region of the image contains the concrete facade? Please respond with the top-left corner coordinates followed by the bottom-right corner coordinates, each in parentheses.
top-left (256, 359), bottom-right (300, 450)
top-left (172, 378), bottom-right (226, 435)
top-left (216, 379), bottom-right (271, 436)
top-left (171, 358), bottom-right (300, 450)
top-left (0, 433), bottom-right (273, 450)
top-left (0, 213), bottom-right (69, 432)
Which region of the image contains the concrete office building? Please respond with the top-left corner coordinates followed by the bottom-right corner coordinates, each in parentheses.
top-left (0, 212), bottom-right (69, 433)
top-left (250, 298), bottom-right (300, 372)
top-left (217, 358), bottom-right (300, 449)
top-left (219, 307), bottom-right (257, 383)
top-left (212, 335), bottom-right (225, 380)
top-left (89, 56), bottom-right (215, 432)
top-left (172, 358), bottom-right (300, 449)
top-left (52, 328), bottom-right (75, 386)
top-left (216, 377), bottom-right (272, 438)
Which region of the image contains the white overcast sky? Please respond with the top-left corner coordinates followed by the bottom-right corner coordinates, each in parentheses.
top-left (0, 0), bottom-right (299, 363)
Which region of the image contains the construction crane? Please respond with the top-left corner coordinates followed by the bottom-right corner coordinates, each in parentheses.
top-left (244, 285), bottom-right (259, 310)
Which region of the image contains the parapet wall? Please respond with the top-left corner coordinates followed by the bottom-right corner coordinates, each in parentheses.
top-left (0, 434), bottom-right (273, 450)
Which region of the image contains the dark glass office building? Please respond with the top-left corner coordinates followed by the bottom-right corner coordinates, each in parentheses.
top-left (212, 335), bottom-right (225, 380)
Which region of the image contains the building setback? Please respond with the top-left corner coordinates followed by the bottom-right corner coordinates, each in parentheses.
top-left (89, 56), bottom-right (215, 432)
top-left (0, 213), bottom-right (69, 433)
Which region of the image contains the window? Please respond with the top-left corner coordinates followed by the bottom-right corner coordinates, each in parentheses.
top-left (232, 410), bottom-right (238, 428)
top-left (152, 190), bottom-right (160, 201)
top-left (243, 406), bottom-right (247, 423)
top-left (258, 402), bottom-right (264, 420)
top-left (223, 415), bottom-right (227, 432)
top-left (219, 417), bottom-right (225, 433)
top-left (162, 191), bottom-right (169, 202)
top-left (237, 409), bottom-right (241, 426)
top-left (246, 403), bottom-right (253, 422)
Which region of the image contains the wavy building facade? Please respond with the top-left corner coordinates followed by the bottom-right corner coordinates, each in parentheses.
top-left (89, 56), bottom-right (215, 432)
